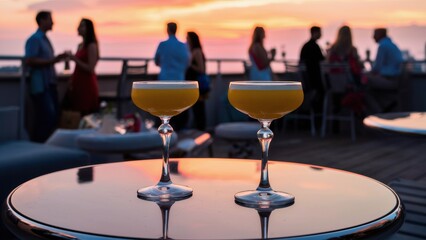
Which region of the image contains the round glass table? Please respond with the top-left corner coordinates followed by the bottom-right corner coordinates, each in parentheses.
top-left (363, 112), bottom-right (426, 136)
top-left (3, 158), bottom-right (404, 239)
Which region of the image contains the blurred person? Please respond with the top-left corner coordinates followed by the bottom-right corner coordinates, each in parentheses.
top-left (154, 22), bottom-right (190, 80)
top-left (155, 22), bottom-right (190, 130)
top-left (248, 26), bottom-right (276, 81)
top-left (64, 18), bottom-right (99, 115)
top-left (25, 10), bottom-right (66, 142)
top-left (327, 25), bottom-right (363, 86)
top-left (185, 31), bottom-right (208, 130)
top-left (327, 25), bottom-right (365, 116)
top-left (364, 28), bottom-right (403, 113)
top-left (299, 26), bottom-right (325, 113)
top-left (366, 28), bottom-right (403, 90)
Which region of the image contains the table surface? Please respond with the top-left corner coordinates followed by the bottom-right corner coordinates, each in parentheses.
top-left (4, 158), bottom-right (403, 239)
top-left (363, 112), bottom-right (426, 135)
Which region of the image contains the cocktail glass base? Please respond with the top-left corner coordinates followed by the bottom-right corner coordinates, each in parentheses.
top-left (137, 183), bottom-right (193, 201)
top-left (235, 190), bottom-right (295, 208)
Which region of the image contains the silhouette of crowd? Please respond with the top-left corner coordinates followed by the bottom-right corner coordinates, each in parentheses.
top-left (24, 10), bottom-right (404, 142)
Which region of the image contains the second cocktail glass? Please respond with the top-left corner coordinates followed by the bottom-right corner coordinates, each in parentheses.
top-left (228, 81), bottom-right (303, 207)
top-left (131, 81), bottom-right (199, 200)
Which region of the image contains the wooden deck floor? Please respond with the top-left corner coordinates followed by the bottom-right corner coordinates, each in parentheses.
top-left (209, 127), bottom-right (426, 184)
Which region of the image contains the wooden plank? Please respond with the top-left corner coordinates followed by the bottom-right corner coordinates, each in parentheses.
top-left (391, 179), bottom-right (426, 191)
top-left (213, 131), bottom-right (426, 187)
top-left (401, 196), bottom-right (426, 208)
top-left (387, 233), bottom-right (425, 240)
top-left (398, 222), bottom-right (426, 238)
top-left (399, 195), bottom-right (426, 206)
top-left (392, 186), bottom-right (426, 199)
top-left (404, 202), bottom-right (426, 215)
top-left (405, 212), bottom-right (426, 226)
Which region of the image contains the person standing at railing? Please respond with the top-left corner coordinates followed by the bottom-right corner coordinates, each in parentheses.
top-left (154, 22), bottom-right (189, 81)
top-left (185, 31), bottom-right (208, 130)
top-left (299, 26), bottom-right (325, 113)
top-left (25, 10), bottom-right (67, 142)
top-left (153, 22), bottom-right (190, 130)
top-left (248, 26), bottom-right (276, 81)
top-left (63, 18), bottom-right (99, 116)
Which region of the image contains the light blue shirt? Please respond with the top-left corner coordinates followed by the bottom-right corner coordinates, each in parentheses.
top-left (154, 36), bottom-right (190, 80)
top-left (25, 29), bottom-right (57, 94)
top-left (372, 37), bottom-right (403, 77)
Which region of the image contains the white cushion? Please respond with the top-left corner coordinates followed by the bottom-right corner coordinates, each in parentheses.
top-left (46, 129), bottom-right (97, 149)
top-left (76, 130), bottom-right (178, 153)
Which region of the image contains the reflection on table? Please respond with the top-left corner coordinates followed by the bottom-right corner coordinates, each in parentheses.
top-left (3, 158), bottom-right (404, 239)
top-left (363, 112), bottom-right (426, 135)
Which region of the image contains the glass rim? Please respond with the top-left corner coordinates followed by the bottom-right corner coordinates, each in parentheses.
top-left (133, 81), bottom-right (198, 89)
top-left (229, 81), bottom-right (302, 90)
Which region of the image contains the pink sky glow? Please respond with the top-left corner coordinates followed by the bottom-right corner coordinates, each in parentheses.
top-left (1, 0), bottom-right (425, 73)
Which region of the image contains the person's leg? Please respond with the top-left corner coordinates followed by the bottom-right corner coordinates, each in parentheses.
top-left (170, 110), bottom-right (189, 132)
top-left (192, 100), bottom-right (206, 131)
top-left (366, 75), bottom-right (399, 113)
top-left (49, 84), bottom-right (60, 127)
top-left (367, 75), bottom-right (399, 90)
top-left (31, 91), bottom-right (53, 142)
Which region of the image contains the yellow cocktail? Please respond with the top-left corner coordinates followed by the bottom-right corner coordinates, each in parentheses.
top-left (228, 83), bottom-right (303, 120)
top-left (228, 81), bottom-right (303, 208)
top-left (131, 81), bottom-right (199, 201)
top-left (132, 85), bottom-right (199, 117)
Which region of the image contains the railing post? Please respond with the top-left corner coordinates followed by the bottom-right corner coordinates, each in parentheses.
top-left (216, 60), bottom-right (222, 80)
top-left (19, 59), bottom-right (26, 140)
top-left (116, 59), bottom-right (128, 119)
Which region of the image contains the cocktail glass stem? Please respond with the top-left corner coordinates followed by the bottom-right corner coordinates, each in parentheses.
top-left (234, 118), bottom-right (293, 207)
top-left (257, 120), bottom-right (273, 190)
top-left (160, 204), bottom-right (170, 239)
top-left (159, 117), bottom-right (172, 184)
top-left (258, 210), bottom-right (271, 239)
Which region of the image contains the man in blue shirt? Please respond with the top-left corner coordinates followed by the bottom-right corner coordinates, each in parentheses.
top-left (365, 28), bottom-right (404, 113)
top-left (25, 11), bottom-right (66, 142)
top-left (367, 28), bottom-right (403, 89)
top-left (154, 22), bottom-right (189, 80)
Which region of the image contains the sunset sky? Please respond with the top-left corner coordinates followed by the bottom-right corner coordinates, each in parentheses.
top-left (1, 0), bottom-right (425, 72)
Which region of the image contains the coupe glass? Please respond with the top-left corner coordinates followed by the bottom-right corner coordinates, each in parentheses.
top-left (228, 81), bottom-right (303, 207)
top-left (131, 81), bottom-right (199, 200)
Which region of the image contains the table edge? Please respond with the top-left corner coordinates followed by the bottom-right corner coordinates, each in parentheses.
top-left (2, 174), bottom-right (405, 240)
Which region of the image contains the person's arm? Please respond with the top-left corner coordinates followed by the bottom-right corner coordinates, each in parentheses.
top-left (190, 49), bottom-right (205, 73)
top-left (25, 37), bottom-right (64, 67)
top-left (70, 43), bottom-right (98, 72)
top-left (372, 45), bottom-right (384, 74)
top-left (252, 43), bottom-right (273, 69)
top-left (316, 44), bottom-right (325, 61)
top-left (352, 47), bottom-right (364, 70)
top-left (154, 43), bottom-right (162, 66)
top-left (26, 55), bottom-right (64, 66)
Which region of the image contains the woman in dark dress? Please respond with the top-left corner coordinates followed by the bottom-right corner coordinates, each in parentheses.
top-left (186, 31), bottom-right (208, 130)
top-left (66, 18), bottom-right (99, 115)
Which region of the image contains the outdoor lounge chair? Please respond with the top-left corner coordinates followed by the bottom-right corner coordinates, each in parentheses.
top-left (99, 60), bottom-right (148, 119)
top-left (0, 106), bottom-right (90, 237)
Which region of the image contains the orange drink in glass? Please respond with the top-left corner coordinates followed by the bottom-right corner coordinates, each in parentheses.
top-left (228, 81), bottom-right (303, 207)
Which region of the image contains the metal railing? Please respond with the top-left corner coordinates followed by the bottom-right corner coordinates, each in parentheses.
top-left (0, 56), bottom-right (26, 139)
top-left (1, 55), bottom-right (425, 140)
top-left (0, 55), bottom-right (283, 79)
